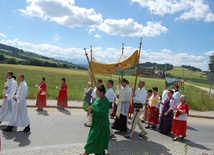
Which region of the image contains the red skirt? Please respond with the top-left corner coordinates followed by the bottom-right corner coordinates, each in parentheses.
top-left (171, 119), bottom-right (187, 136)
top-left (128, 102), bottom-right (134, 114)
top-left (57, 98), bottom-right (68, 107)
top-left (148, 106), bottom-right (159, 125)
top-left (36, 97), bottom-right (46, 107)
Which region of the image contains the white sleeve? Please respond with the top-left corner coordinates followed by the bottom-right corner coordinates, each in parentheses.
top-left (5, 81), bottom-right (16, 100)
top-left (133, 90), bottom-right (147, 104)
top-left (169, 99), bottom-right (175, 110)
top-left (16, 86), bottom-right (28, 104)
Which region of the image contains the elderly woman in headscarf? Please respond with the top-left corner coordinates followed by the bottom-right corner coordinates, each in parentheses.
top-left (171, 95), bottom-right (189, 141)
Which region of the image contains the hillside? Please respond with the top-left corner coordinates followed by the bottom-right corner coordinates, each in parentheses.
top-left (166, 66), bottom-right (207, 81)
top-left (0, 43), bottom-right (86, 69)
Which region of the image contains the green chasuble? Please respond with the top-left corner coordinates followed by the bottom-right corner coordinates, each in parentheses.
top-left (84, 96), bottom-right (110, 154)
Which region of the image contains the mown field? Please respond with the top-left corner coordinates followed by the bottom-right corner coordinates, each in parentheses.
top-left (0, 64), bottom-right (213, 111)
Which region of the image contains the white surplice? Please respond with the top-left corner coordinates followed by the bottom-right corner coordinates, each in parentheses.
top-left (116, 85), bottom-right (132, 117)
top-left (0, 78), bottom-right (17, 122)
top-left (9, 81), bottom-right (30, 127)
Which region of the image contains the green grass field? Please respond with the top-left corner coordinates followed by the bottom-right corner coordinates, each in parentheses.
top-left (0, 64), bottom-right (213, 111)
top-left (166, 66), bottom-right (214, 89)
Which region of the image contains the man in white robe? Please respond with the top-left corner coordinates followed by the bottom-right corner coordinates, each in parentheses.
top-left (112, 79), bottom-right (132, 132)
top-left (0, 71), bottom-right (16, 124)
top-left (3, 74), bottom-right (31, 132)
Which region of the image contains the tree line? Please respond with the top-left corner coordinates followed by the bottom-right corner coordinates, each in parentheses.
top-left (137, 62), bottom-right (174, 71)
top-left (0, 43), bottom-right (86, 69)
top-left (181, 65), bottom-right (202, 72)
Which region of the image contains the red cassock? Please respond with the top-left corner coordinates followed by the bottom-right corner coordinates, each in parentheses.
top-left (171, 102), bottom-right (189, 137)
top-left (57, 82), bottom-right (68, 107)
top-left (36, 82), bottom-right (47, 107)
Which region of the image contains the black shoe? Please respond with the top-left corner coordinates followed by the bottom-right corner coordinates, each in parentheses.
top-left (180, 135), bottom-right (186, 139)
top-left (124, 134), bottom-right (131, 139)
top-left (151, 125), bottom-right (156, 129)
top-left (84, 123), bottom-right (91, 127)
top-left (173, 137), bottom-right (178, 141)
top-left (23, 125), bottom-right (30, 132)
top-left (3, 125), bottom-right (13, 132)
top-left (109, 134), bottom-right (114, 138)
top-left (145, 125), bottom-right (150, 129)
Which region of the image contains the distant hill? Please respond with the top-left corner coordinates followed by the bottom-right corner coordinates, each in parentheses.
top-left (166, 66), bottom-right (207, 83)
top-left (138, 62), bottom-right (173, 71)
top-left (0, 43), bottom-right (86, 69)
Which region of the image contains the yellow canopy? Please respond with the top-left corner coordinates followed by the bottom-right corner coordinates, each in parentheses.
top-left (89, 50), bottom-right (139, 75)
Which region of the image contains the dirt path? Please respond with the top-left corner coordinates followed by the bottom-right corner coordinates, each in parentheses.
top-left (186, 83), bottom-right (214, 94)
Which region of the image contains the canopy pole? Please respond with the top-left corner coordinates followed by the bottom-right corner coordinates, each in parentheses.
top-left (133, 38), bottom-right (142, 92)
top-left (84, 48), bottom-right (97, 87)
top-left (90, 46), bottom-right (94, 88)
top-left (121, 43), bottom-right (124, 79)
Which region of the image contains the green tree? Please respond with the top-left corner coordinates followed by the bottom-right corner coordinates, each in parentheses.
top-left (210, 53), bottom-right (214, 64)
top-left (5, 58), bottom-right (17, 64)
top-left (0, 54), bottom-right (5, 61)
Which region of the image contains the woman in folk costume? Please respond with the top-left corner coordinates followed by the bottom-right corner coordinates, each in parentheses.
top-left (112, 78), bottom-right (132, 132)
top-left (35, 77), bottom-right (46, 111)
top-left (56, 78), bottom-right (68, 110)
top-left (83, 85), bottom-right (110, 155)
top-left (145, 87), bottom-right (160, 129)
top-left (158, 90), bottom-right (175, 134)
top-left (171, 95), bottom-right (189, 141)
top-left (141, 89), bottom-right (152, 122)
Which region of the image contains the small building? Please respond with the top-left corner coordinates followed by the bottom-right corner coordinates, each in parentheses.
top-left (139, 67), bottom-right (164, 78)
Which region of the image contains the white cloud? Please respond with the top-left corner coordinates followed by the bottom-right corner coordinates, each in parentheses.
top-left (132, 0), bottom-right (214, 22)
top-left (140, 49), bottom-right (207, 70)
top-left (0, 38), bottom-right (208, 70)
top-left (19, 0), bottom-right (103, 27)
top-left (94, 34), bottom-right (102, 38)
top-left (51, 34), bottom-right (61, 42)
top-left (0, 33), bottom-right (7, 38)
top-left (97, 19), bottom-right (167, 37)
top-left (19, 0), bottom-right (167, 37)
top-left (205, 50), bottom-right (214, 55)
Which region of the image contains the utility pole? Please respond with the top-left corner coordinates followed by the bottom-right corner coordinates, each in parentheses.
top-left (209, 63), bottom-right (214, 98)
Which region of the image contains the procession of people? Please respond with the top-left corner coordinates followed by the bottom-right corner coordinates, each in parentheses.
top-left (0, 71), bottom-right (189, 155)
top-left (80, 77), bottom-right (188, 155)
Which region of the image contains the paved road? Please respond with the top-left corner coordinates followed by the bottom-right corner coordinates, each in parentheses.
top-left (0, 108), bottom-right (214, 155)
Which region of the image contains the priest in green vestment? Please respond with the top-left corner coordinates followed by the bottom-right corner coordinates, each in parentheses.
top-left (83, 85), bottom-right (110, 155)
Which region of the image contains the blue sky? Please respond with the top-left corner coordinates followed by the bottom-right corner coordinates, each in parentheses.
top-left (0, 0), bottom-right (214, 70)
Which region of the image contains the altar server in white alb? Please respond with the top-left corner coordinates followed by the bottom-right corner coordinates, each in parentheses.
top-left (105, 79), bottom-right (115, 138)
top-left (3, 74), bottom-right (31, 132)
top-left (0, 71), bottom-right (17, 124)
